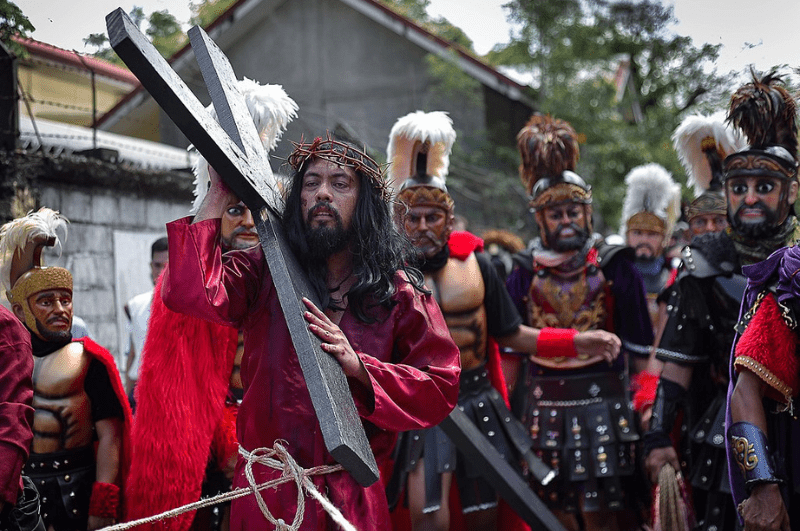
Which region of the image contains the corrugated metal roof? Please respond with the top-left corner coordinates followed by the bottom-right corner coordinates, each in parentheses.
top-left (20, 116), bottom-right (197, 171)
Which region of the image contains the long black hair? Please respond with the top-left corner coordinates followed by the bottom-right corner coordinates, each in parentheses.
top-left (282, 140), bottom-right (426, 323)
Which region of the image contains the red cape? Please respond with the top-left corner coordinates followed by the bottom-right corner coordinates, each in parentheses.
top-left (389, 232), bottom-right (528, 531)
top-left (80, 336), bottom-right (133, 518)
top-left (124, 276), bottom-right (238, 529)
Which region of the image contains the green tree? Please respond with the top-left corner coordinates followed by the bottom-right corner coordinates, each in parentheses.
top-left (0, 0), bottom-right (35, 57)
top-left (84, 5), bottom-right (186, 65)
top-left (487, 0), bottom-right (733, 230)
top-left (189, 0), bottom-right (237, 28)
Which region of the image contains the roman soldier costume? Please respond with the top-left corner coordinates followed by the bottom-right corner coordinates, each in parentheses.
top-left (674, 113), bottom-right (745, 237)
top-left (385, 111), bottom-right (544, 522)
top-left (632, 114), bottom-right (746, 418)
top-left (505, 114), bottom-right (653, 514)
top-left (0, 208), bottom-right (131, 530)
top-left (644, 72), bottom-right (800, 531)
top-left (619, 163), bottom-right (681, 336)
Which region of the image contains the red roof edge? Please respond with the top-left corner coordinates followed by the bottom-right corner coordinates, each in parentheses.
top-left (358, 0), bottom-right (528, 92)
top-left (98, 0), bottom-right (529, 128)
top-left (15, 37), bottom-right (140, 86)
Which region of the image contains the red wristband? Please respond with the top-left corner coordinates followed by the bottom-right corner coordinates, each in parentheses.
top-left (536, 328), bottom-right (578, 358)
top-left (89, 481), bottom-right (120, 519)
top-left (632, 371), bottom-right (660, 412)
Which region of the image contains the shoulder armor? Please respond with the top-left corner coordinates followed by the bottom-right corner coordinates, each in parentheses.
top-left (595, 242), bottom-right (634, 268)
top-left (681, 244), bottom-right (738, 278)
top-left (512, 249), bottom-right (534, 273)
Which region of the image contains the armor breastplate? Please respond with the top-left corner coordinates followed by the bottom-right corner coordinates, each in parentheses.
top-left (426, 253), bottom-right (487, 371)
top-left (31, 342), bottom-right (93, 454)
top-left (641, 267), bottom-right (671, 331)
top-left (528, 264), bottom-right (608, 331)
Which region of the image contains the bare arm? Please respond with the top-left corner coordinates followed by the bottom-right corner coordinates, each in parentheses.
top-left (660, 360), bottom-right (693, 389)
top-left (730, 370), bottom-right (789, 531)
top-left (193, 166), bottom-right (240, 223)
top-left (496, 325), bottom-right (620, 364)
top-left (87, 417), bottom-right (123, 530)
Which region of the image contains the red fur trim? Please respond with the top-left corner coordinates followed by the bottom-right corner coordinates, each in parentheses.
top-left (212, 403), bottom-right (239, 466)
top-left (536, 328), bottom-right (578, 358)
top-left (89, 481), bottom-right (120, 519)
top-left (124, 277), bottom-right (239, 529)
top-left (735, 294), bottom-right (798, 404)
top-left (78, 337), bottom-right (131, 516)
top-left (448, 231), bottom-right (484, 260)
top-left (632, 371), bottom-right (660, 412)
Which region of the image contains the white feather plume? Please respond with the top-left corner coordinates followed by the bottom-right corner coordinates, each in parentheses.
top-left (190, 78), bottom-right (298, 214)
top-left (620, 163), bottom-right (682, 242)
top-left (386, 111), bottom-right (457, 190)
top-left (0, 207), bottom-right (68, 292)
top-left (672, 113), bottom-right (745, 197)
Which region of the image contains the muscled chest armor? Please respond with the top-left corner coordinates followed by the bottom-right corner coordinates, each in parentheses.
top-left (527, 264), bottom-right (608, 331)
top-left (425, 253), bottom-right (487, 371)
top-left (31, 342), bottom-right (93, 454)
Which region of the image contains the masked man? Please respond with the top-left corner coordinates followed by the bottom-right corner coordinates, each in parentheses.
top-left (161, 133), bottom-right (461, 529)
top-left (385, 111), bottom-right (558, 531)
top-left (0, 208), bottom-right (131, 531)
top-left (644, 72), bottom-right (800, 531)
top-left (125, 79), bottom-right (295, 531)
top-left (505, 114), bottom-right (653, 531)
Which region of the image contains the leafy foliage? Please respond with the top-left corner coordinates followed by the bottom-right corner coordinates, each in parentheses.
top-left (83, 5), bottom-right (187, 65)
top-left (0, 0), bottom-right (35, 57)
top-left (487, 0), bottom-right (734, 231)
top-left (190, 0), bottom-right (238, 28)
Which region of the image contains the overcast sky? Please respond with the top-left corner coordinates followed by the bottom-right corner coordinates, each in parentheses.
top-left (20, 0), bottom-right (800, 86)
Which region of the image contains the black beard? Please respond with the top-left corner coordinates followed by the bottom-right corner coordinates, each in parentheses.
top-left (728, 201), bottom-right (779, 239)
top-left (305, 202), bottom-right (350, 259)
top-left (35, 318), bottom-right (72, 343)
top-left (546, 222), bottom-right (590, 252)
top-left (634, 243), bottom-right (658, 259)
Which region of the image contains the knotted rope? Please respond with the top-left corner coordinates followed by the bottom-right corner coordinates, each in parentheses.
top-left (98, 441), bottom-right (356, 531)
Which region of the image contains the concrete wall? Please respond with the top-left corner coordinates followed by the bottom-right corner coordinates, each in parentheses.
top-left (156, 0), bottom-right (527, 163)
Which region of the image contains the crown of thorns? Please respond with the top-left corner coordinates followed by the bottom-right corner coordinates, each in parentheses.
top-left (287, 134), bottom-right (390, 200)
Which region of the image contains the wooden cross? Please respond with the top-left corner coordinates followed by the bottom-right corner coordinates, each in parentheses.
top-left (106, 7), bottom-right (379, 487)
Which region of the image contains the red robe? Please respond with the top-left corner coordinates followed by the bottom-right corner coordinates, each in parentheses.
top-left (162, 217), bottom-right (461, 531)
top-left (80, 336), bottom-right (134, 518)
top-left (0, 305), bottom-right (34, 506)
top-left (124, 276), bottom-right (239, 529)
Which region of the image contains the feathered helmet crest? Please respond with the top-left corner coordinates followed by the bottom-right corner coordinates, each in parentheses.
top-left (387, 111), bottom-right (456, 214)
top-left (0, 207), bottom-right (72, 331)
top-left (190, 78), bottom-right (298, 214)
top-left (621, 163), bottom-right (681, 245)
top-left (673, 113), bottom-right (745, 220)
top-left (516, 114), bottom-right (591, 211)
top-left (724, 72), bottom-right (799, 183)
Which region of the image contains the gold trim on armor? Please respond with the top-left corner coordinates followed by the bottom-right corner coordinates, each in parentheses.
top-left (686, 192), bottom-right (727, 220)
top-left (733, 356), bottom-right (794, 411)
top-left (626, 211), bottom-right (666, 235)
top-left (8, 267), bottom-right (72, 305)
top-left (396, 185), bottom-right (454, 213)
top-left (730, 435), bottom-right (758, 474)
top-left (531, 183), bottom-right (591, 211)
top-left (725, 154), bottom-right (797, 180)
